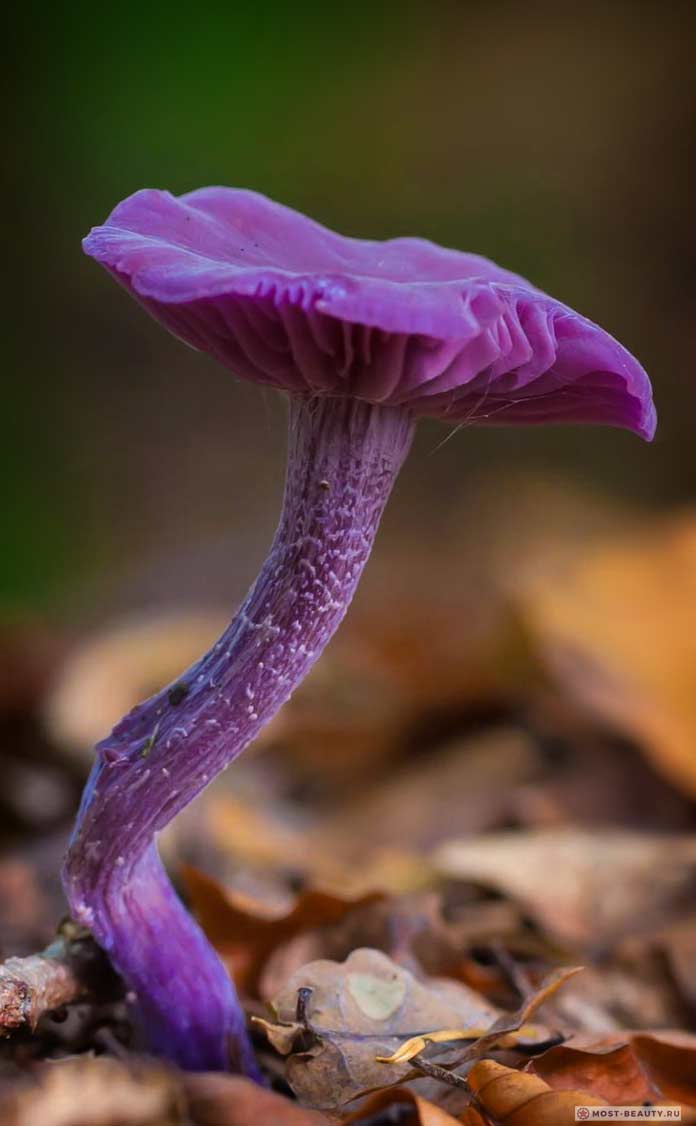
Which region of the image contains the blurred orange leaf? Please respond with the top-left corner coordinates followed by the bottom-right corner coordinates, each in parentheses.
top-left (0, 1055), bottom-right (184, 1126)
top-left (521, 514), bottom-right (696, 797)
top-left (632, 1031), bottom-right (696, 1103)
top-left (44, 609), bottom-right (227, 758)
top-left (344, 1086), bottom-right (462, 1125)
top-left (0, 1057), bottom-right (337, 1126)
top-left (181, 865), bottom-right (382, 995)
top-left (182, 1073), bottom-right (334, 1125)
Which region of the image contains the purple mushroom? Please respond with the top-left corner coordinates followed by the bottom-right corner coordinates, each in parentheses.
top-left (64, 187), bottom-right (655, 1078)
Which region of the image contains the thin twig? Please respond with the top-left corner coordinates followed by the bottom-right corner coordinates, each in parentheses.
top-left (411, 1058), bottom-right (497, 1124)
top-left (408, 1056), bottom-right (469, 1090)
top-left (0, 920), bottom-right (116, 1035)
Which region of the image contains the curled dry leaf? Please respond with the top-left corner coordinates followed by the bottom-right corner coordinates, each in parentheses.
top-left (462, 1059), bottom-right (606, 1125)
top-left (462, 1059), bottom-right (696, 1125)
top-left (257, 948), bottom-right (562, 1110)
top-left (529, 1030), bottom-right (696, 1106)
top-left (418, 965), bottom-right (581, 1071)
top-left (631, 1032), bottom-right (696, 1106)
top-left (529, 1038), bottom-right (654, 1103)
top-left (374, 964), bottom-right (579, 1068)
top-left (181, 864), bottom-right (382, 996)
top-left (0, 1056), bottom-right (184, 1126)
top-left (433, 829), bottom-right (696, 947)
top-left (519, 513), bottom-right (696, 798)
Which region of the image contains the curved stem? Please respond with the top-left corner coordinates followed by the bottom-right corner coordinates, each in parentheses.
top-left (62, 395), bottom-right (414, 1075)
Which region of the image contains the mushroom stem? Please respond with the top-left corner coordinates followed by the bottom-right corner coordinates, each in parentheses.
top-left (62, 395), bottom-right (414, 1076)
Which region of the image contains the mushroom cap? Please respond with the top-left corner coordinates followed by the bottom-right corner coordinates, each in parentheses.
top-left (83, 187), bottom-right (655, 439)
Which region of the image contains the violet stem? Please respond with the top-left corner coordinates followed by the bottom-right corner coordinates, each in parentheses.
top-left (62, 395), bottom-right (414, 1075)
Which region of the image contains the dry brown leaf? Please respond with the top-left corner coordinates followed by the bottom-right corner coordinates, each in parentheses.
top-left (259, 947), bottom-right (501, 1108)
top-left (434, 829), bottom-right (696, 946)
top-left (529, 1038), bottom-right (657, 1103)
top-left (196, 792), bottom-right (311, 874)
top-left (0, 1056), bottom-right (184, 1126)
top-left (464, 1059), bottom-right (605, 1124)
top-left (631, 1031), bottom-right (696, 1104)
top-left (520, 513), bottom-right (696, 797)
top-left (181, 865), bottom-right (382, 996)
top-left (376, 966), bottom-right (579, 1067)
top-left (257, 947), bottom-right (560, 1110)
top-left (344, 1086), bottom-right (462, 1125)
top-left (182, 1073), bottom-right (334, 1126)
top-left (528, 1029), bottom-right (696, 1106)
top-left (425, 965), bottom-right (581, 1072)
top-left (630, 1031), bottom-right (696, 1103)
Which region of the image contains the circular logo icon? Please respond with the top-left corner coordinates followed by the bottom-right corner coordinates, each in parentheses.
top-left (576, 1110), bottom-right (591, 1122)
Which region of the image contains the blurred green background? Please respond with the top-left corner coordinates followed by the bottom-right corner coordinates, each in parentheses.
top-left (6, 0), bottom-right (694, 614)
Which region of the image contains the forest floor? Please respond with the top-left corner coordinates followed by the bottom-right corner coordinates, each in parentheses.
top-left (3, 488), bottom-right (696, 1124)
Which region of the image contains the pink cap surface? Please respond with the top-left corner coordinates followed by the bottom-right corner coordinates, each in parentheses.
top-left (84, 187), bottom-right (655, 438)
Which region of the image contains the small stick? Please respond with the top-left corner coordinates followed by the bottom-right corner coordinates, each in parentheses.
top-left (410, 1059), bottom-right (497, 1123)
top-left (0, 920), bottom-right (114, 1035)
top-left (408, 1056), bottom-right (469, 1091)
